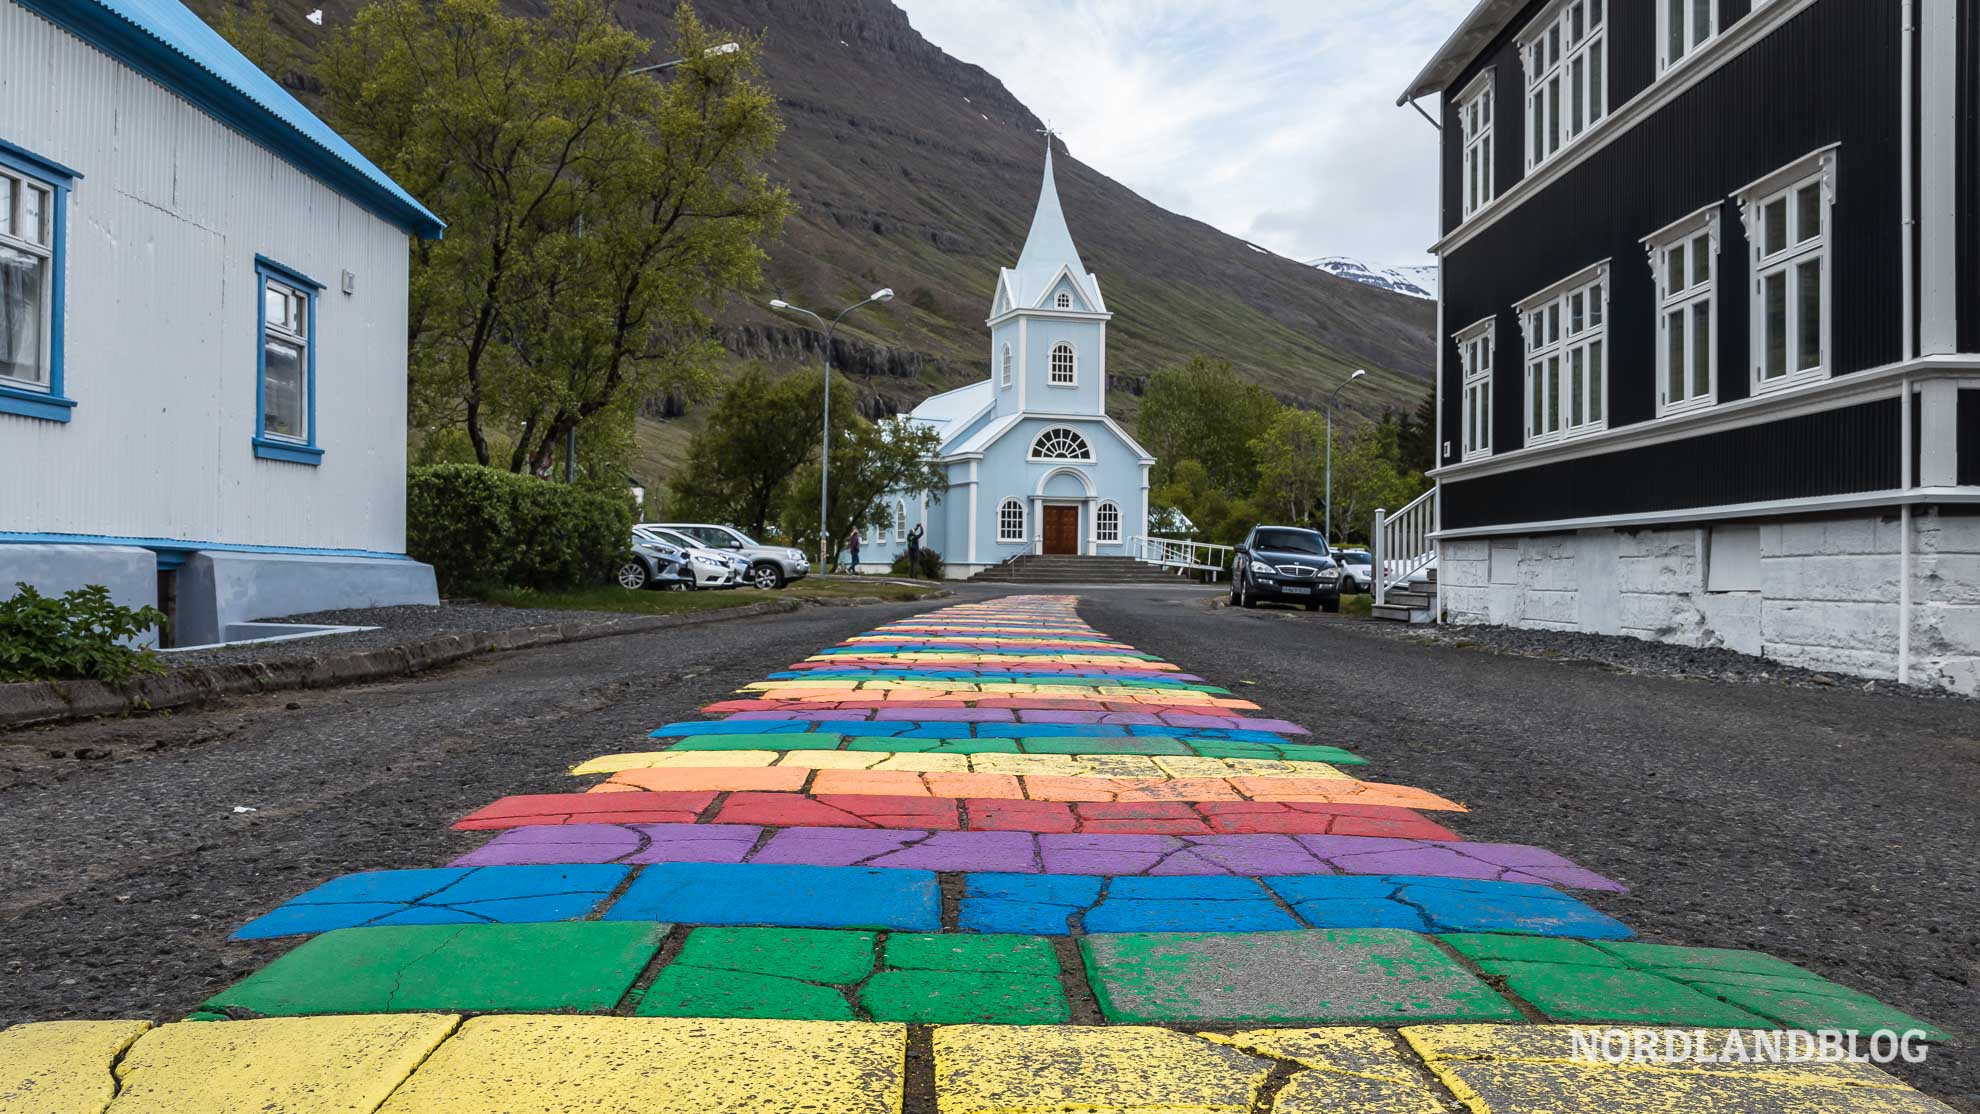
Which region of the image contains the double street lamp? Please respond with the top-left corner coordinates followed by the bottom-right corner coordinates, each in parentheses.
top-left (1324, 368), bottom-right (1368, 544)
top-left (770, 289), bottom-right (895, 573)
top-left (629, 41), bottom-right (739, 76)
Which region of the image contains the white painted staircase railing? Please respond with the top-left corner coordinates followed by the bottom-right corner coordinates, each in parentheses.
top-left (1372, 487), bottom-right (1437, 614)
top-left (1132, 536), bottom-right (1233, 581)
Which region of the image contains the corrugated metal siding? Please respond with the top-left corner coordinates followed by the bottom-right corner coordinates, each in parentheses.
top-left (1959, 390), bottom-right (1980, 487)
top-left (1439, 0), bottom-right (1903, 472)
top-left (0, 1), bottom-right (411, 552)
top-left (1442, 397), bottom-right (1902, 529)
top-left (1960, 0), bottom-right (1980, 352)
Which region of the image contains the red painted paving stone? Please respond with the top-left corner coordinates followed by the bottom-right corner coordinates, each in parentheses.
top-left (715, 793), bottom-right (962, 831)
top-left (454, 792), bottom-right (717, 830)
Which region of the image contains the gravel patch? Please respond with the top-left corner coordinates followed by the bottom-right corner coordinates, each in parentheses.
top-left (161, 601), bottom-right (640, 670)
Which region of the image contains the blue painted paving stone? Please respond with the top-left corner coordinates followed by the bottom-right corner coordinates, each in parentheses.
top-left (1394, 880), bottom-right (1633, 940)
top-left (959, 874), bottom-right (1103, 934)
top-left (204, 921), bottom-right (666, 1016)
top-left (1287, 897), bottom-right (1430, 932)
top-left (649, 720), bottom-right (810, 737)
top-left (668, 735), bottom-right (846, 752)
top-left (233, 865), bottom-right (629, 939)
top-left (603, 862), bottom-right (941, 930)
top-left (1080, 928), bottom-right (1522, 1025)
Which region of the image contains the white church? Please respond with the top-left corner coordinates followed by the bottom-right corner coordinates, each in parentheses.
top-left (860, 145), bottom-right (1154, 578)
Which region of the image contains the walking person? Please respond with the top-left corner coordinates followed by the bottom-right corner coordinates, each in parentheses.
top-left (905, 523), bottom-right (924, 580)
top-left (846, 529), bottom-right (861, 575)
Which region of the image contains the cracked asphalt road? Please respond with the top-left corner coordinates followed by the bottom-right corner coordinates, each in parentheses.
top-left (1, 584), bottom-right (1974, 1107)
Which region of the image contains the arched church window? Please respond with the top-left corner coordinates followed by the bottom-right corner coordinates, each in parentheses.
top-left (1097, 501), bottom-right (1121, 544)
top-left (1000, 344), bottom-right (1012, 388)
top-left (1049, 343), bottom-right (1076, 386)
top-left (894, 499), bottom-right (907, 542)
top-left (998, 498), bottom-right (1025, 542)
top-left (1056, 291), bottom-right (1073, 309)
top-left (1031, 427), bottom-right (1092, 460)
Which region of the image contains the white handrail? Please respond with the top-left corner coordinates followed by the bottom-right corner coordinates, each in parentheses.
top-left (1132, 535), bottom-right (1234, 581)
top-left (1372, 486), bottom-right (1437, 606)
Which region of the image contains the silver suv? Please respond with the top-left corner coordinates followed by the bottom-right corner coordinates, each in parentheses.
top-left (647, 523), bottom-right (810, 589)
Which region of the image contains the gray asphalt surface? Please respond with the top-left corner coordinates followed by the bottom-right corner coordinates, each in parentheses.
top-left (1, 584), bottom-right (1973, 1106)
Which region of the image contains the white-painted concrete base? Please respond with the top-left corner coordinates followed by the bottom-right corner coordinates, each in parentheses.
top-left (1440, 507), bottom-right (1980, 696)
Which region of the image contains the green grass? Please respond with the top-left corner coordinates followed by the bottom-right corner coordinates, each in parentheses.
top-left (476, 576), bottom-right (943, 616)
top-left (1341, 592), bottom-right (1373, 618)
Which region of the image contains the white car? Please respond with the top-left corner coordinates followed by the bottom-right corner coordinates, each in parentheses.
top-left (646, 522), bottom-right (810, 589)
top-left (634, 525), bottom-right (746, 589)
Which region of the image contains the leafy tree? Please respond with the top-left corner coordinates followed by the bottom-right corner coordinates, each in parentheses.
top-left (1327, 420), bottom-right (1428, 545)
top-left (317, 0), bottom-right (789, 476)
top-left (1150, 459), bottom-right (1261, 547)
top-left (1136, 356), bottom-right (1279, 494)
top-left (1398, 390), bottom-right (1438, 475)
top-left (665, 366), bottom-right (822, 536)
top-left (212, 0), bottom-right (296, 80)
top-left (777, 381), bottom-right (945, 566)
top-left (1250, 407), bottom-right (1328, 526)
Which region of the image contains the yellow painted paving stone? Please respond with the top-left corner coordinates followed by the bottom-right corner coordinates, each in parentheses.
top-left (1204, 1028), bottom-right (1446, 1114)
top-left (572, 750), bottom-right (779, 774)
top-left (1154, 755), bottom-right (1348, 779)
top-left (1400, 1025), bottom-right (1958, 1114)
top-left (0, 1020), bottom-right (152, 1114)
top-left (780, 751), bottom-right (972, 773)
top-left (934, 1025), bottom-right (1272, 1114)
top-left (378, 1015), bottom-right (903, 1114)
top-left (106, 1014), bottom-right (459, 1114)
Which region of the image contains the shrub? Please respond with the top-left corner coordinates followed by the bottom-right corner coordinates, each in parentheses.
top-left (407, 464), bottom-right (634, 594)
top-left (0, 583), bottom-right (167, 683)
top-left (890, 546), bottom-right (943, 580)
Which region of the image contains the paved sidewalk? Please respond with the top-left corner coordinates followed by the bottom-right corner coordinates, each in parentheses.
top-left (0, 595), bottom-right (1956, 1112)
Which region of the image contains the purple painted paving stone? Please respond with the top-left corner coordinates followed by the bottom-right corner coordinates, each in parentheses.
top-left (753, 828), bottom-right (925, 867)
top-left (625, 823), bottom-right (762, 865)
top-left (869, 831), bottom-right (1040, 873)
top-left (1149, 837), bottom-right (1328, 877)
top-left (1324, 845), bottom-right (1509, 881)
top-left (876, 708), bottom-right (1013, 722)
top-left (451, 824), bottom-right (643, 867)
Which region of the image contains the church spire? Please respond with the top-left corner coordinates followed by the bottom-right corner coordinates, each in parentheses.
top-left (1011, 138), bottom-right (1088, 302)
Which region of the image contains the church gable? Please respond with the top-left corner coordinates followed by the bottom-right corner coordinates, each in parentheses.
top-left (1038, 267), bottom-right (1096, 313)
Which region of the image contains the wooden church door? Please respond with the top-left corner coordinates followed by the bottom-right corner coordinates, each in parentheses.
top-left (1043, 506), bottom-right (1079, 555)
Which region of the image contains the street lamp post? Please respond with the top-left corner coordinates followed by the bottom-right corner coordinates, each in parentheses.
top-left (770, 289), bottom-right (895, 573)
top-left (1324, 368), bottom-right (1368, 544)
top-left (628, 41), bottom-right (739, 76)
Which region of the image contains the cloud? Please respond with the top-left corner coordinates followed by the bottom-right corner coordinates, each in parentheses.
top-left (892, 0), bottom-right (1473, 267)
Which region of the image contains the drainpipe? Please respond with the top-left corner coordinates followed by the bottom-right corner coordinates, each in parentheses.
top-left (1900, 375), bottom-right (1913, 686)
top-left (1897, 0), bottom-right (1915, 686)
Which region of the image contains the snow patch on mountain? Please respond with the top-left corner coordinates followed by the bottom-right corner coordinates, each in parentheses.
top-left (1307, 256), bottom-right (1437, 300)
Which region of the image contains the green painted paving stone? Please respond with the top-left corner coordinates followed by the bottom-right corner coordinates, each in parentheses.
top-left (844, 737), bottom-right (1021, 754)
top-left (1480, 960), bottom-right (1773, 1027)
top-left (1595, 941), bottom-right (1812, 978)
top-left (1590, 941), bottom-right (1948, 1038)
top-left (1081, 929), bottom-right (1521, 1025)
top-left (670, 926), bottom-right (877, 983)
top-left (1017, 737), bottom-right (1193, 756)
top-left (883, 932), bottom-right (1060, 975)
top-left (1443, 933), bottom-right (1627, 966)
top-left (635, 965), bottom-right (855, 1020)
top-left (203, 921), bottom-right (665, 1017)
top-left (669, 734), bottom-right (845, 751)
top-left (859, 969), bottom-right (1070, 1024)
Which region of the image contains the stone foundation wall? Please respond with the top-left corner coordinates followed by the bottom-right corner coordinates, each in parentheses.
top-left (1440, 507), bottom-right (1980, 695)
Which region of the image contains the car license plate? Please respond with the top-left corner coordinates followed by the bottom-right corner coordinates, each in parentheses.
top-left (1282, 586), bottom-right (1311, 595)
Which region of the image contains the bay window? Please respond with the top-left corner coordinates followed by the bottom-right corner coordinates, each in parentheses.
top-left (1524, 0), bottom-right (1606, 170)
top-left (1519, 262), bottom-right (1608, 447)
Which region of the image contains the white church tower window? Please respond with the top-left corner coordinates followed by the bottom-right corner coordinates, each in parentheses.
top-left (1032, 427), bottom-right (1091, 460)
top-left (998, 498), bottom-right (1026, 542)
top-left (1000, 344), bottom-right (1012, 388)
top-left (1049, 343), bottom-right (1076, 386)
top-left (1055, 291), bottom-right (1072, 309)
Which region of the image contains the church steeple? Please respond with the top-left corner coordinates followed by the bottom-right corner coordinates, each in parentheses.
top-left (997, 139), bottom-right (1105, 315)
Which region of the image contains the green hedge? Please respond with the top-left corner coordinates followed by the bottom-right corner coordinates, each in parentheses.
top-left (0, 583), bottom-right (166, 683)
top-left (407, 464), bottom-right (634, 594)
top-left (890, 546), bottom-right (943, 580)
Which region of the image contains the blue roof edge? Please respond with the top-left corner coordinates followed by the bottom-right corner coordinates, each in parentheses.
top-left (16, 0), bottom-right (445, 240)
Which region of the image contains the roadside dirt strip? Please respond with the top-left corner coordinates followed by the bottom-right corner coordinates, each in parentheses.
top-left (0, 595), bottom-right (1955, 1112)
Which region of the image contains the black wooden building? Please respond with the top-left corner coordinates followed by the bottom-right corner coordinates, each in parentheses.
top-left (1396, 0), bottom-right (1980, 691)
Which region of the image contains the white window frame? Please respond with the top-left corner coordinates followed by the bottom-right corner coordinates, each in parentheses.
top-left (997, 497), bottom-right (1026, 543)
top-left (1055, 291), bottom-right (1072, 309)
top-left (1517, 260), bottom-right (1609, 447)
top-left (1454, 316), bottom-right (1495, 460)
top-left (1030, 426), bottom-right (1093, 461)
top-left (1658, 0), bottom-right (1721, 74)
top-left (1522, 0), bottom-right (1607, 171)
top-left (894, 498), bottom-right (907, 543)
top-left (1645, 203), bottom-right (1721, 417)
top-left (1048, 342), bottom-right (1076, 387)
top-left (1096, 501), bottom-right (1121, 544)
top-left (1457, 70), bottom-right (1495, 220)
top-left (258, 273), bottom-right (313, 445)
top-left (1000, 343), bottom-right (1012, 389)
top-left (0, 164), bottom-right (56, 392)
top-left (1738, 147), bottom-right (1835, 397)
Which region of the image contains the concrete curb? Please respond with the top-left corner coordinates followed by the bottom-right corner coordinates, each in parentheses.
top-left (0, 598), bottom-right (806, 730)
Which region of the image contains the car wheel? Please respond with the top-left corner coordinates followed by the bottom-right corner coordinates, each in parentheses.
top-left (749, 563), bottom-right (785, 590)
top-left (616, 561), bottom-right (649, 590)
top-left (1322, 595), bottom-right (1341, 614)
top-left (1227, 576), bottom-right (1241, 606)
top-left (1341, 575), bottom-right (1360, 594)
top-left (1239, 575), bottom-right (1259, 609)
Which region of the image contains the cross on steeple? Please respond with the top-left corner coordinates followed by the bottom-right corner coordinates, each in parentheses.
top-left (1036, 125), bottom-right (1058, 153)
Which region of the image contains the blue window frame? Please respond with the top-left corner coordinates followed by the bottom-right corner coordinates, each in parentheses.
top-left (0, 138), bottom-right (79, 423)
top-left (252, 255), bottom-right (323, 464)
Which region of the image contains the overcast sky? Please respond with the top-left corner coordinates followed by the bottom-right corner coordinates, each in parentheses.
top-left (891, 0), bottom-right (1473, 269)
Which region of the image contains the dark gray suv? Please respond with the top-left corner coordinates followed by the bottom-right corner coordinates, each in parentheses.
top-left (1231, 525), bottom-right (1342, 612)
